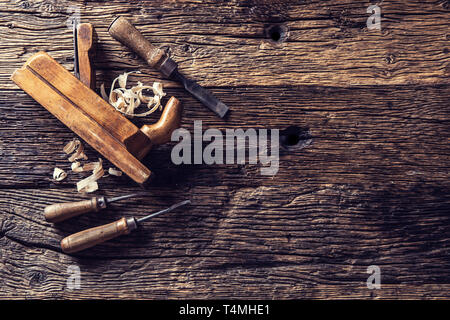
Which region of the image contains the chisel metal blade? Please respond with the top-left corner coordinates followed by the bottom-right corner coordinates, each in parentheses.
top-left (171, 70), bottom-right (229, 118)
top-left (136, 200), bottom-right (191, 224)
top-left (73, 20), bottom-right (79, 79)
top-left (106, 192), bottom-right (143, 204)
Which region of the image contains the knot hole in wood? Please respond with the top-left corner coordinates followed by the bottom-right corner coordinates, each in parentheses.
top-left (265, 24), bottom-right (289, 44)
top-left (280, 126), bottom-right (312, 151)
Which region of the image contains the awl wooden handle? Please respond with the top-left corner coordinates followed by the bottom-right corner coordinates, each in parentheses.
top-left (61, 217), bottom-right (136, 253)
top-left (77, 23), bottom-right (96, 90)
top-left (108, 16), bottom-right (167, 68)
top-left (44, 197), bottom-right (101, 223)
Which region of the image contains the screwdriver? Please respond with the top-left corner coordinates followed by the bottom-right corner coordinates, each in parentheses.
top-left (61, 200), bottom-right (190, 253)
top-left (44, 193), bottom-right (142, 223)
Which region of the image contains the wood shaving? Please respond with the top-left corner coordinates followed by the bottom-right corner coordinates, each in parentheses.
top-left (64, 139), bottom-right (88, 162)
top-left (71, 161), bottom-right (83, 172)
top-left (53, 168), bottom-right (67, 181)
top-left (71, 160), bottom-right (102, 173)
top-left (101, 71), bottom-right (166, 118)
top-left (76, 159), bottom-right (105, 193)
top-left (57, 139), bottom-right (122, 193)
top-left (108, 167), bottom-right (122, 176)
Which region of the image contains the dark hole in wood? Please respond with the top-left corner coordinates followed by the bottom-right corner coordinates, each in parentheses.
top-left (265, 24), bottom-right (287, 43)
top-left (280, 126), bottom-right (312, 151)
top-left (270, 29), bottom-right (281, 42)
top-left (285, 133), bottom-right (300, 146)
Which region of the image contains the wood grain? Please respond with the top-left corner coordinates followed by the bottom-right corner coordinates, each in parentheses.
top-left (0, 0), bottom-right (449, 89)
top-left (0, 0), bottom-right (449, 299)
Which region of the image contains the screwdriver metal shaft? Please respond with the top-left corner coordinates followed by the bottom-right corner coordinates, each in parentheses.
top-left (44, 193), bottom-right (142, 223)
top-left (60, 200), bottom-right (191, 253)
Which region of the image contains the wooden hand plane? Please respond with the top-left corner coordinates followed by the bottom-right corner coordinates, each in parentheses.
top-left (11, 51), bottom-right (183, 185)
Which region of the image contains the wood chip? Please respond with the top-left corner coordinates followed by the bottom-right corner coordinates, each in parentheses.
top-left (76, 158), bottom-right (104, 193)
top-left (108, 167), bottom-right (122, 176)
top-left (53, 167), bottom-right (67, 181)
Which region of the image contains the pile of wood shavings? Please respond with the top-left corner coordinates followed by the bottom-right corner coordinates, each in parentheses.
top-left (52, 138), bottom-right (122, 193)
top-left (100, 71), bottom-right (166, 118)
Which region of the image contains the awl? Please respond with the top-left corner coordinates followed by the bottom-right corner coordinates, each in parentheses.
top-left (44, 193), bottom-right (142, 223)
top-left (61, 200), bottom-right (191, 253)
top-left (108, 16), bottom-right (229, 118)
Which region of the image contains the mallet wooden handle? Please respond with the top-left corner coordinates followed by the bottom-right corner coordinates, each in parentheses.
top-left (44, 197), bottom-right (102, 223)
top-left (108, 16), bottom-right (167, 69)
top-left (77, 23), bottom-right (96, 90)
top-left (61, 217), bottom-right (137, 253)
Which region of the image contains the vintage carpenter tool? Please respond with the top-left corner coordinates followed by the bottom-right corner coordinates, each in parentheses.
top-left (44, 193), bottom-right (142, 223)
top-left (74, 21), bottom-right (96, 89)
top-left (61, 200), bottom-right (191, 253)
top-left (108, 16), bottom-right (229, 118)
top-left (11, 51), bottom-right (183, 185)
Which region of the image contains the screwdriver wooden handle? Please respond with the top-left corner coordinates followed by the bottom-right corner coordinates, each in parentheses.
top-left (77, 23), bottom-right (96, 90)
top-left (61, 217), bottom-right (135, 253)
top-left (108, 16), bottom-right (167, 68)
top-left (44, 197), bottom-right (100, 223)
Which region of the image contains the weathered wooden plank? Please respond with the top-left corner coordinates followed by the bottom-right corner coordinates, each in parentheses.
top-left (1, 0), bottom-right (449, 89)
top-left (0, 184), bottom-right (449, 298)
top-left (1, 85), bottom-right (449, 189)
top-left (1, 185), bottom-right (448, 297)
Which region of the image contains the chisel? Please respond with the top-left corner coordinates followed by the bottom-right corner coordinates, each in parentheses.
top-left (73, 21), bottom-right (96, 89)
top-left (108, 16), bottom-right (229, 118)
top-left (44, 193), bottom-right (142, 223)
top-left (61, 200), bottom-right (191, 253)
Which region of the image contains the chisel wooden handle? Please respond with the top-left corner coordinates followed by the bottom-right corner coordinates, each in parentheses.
top-left (108, 16), bottom-right (167, 68)
top-left (61, 217), bottom-right (137, 253)
top-left (44, 197), bottom-right (101, 223)
top-left (77, 23), bottom-right (96, 90)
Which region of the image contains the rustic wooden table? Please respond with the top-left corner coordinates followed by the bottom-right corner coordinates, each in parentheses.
top-left (0, 0), bottom-right (449, 299)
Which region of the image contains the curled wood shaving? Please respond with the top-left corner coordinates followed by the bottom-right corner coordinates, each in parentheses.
top-left (71, 161), bottom-right (82, 172)
top-left (76, 159), bottom-right (104, 193)
top-left (100, 71), bottom-right (166, 118)
top-left (64, 139), bottom-right (88, 162)
top-left (53, 168), bottom-right (67, 181)
top-left (71, 160), bottom-right (103, 173)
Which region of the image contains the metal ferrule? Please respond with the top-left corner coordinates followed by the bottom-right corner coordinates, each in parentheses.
top-left (97, 196), bottom-right (107, 209)
top-left (125, 217), bottom-right (138, 231)
top-left (159, 56), bottom-right (178, 77)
